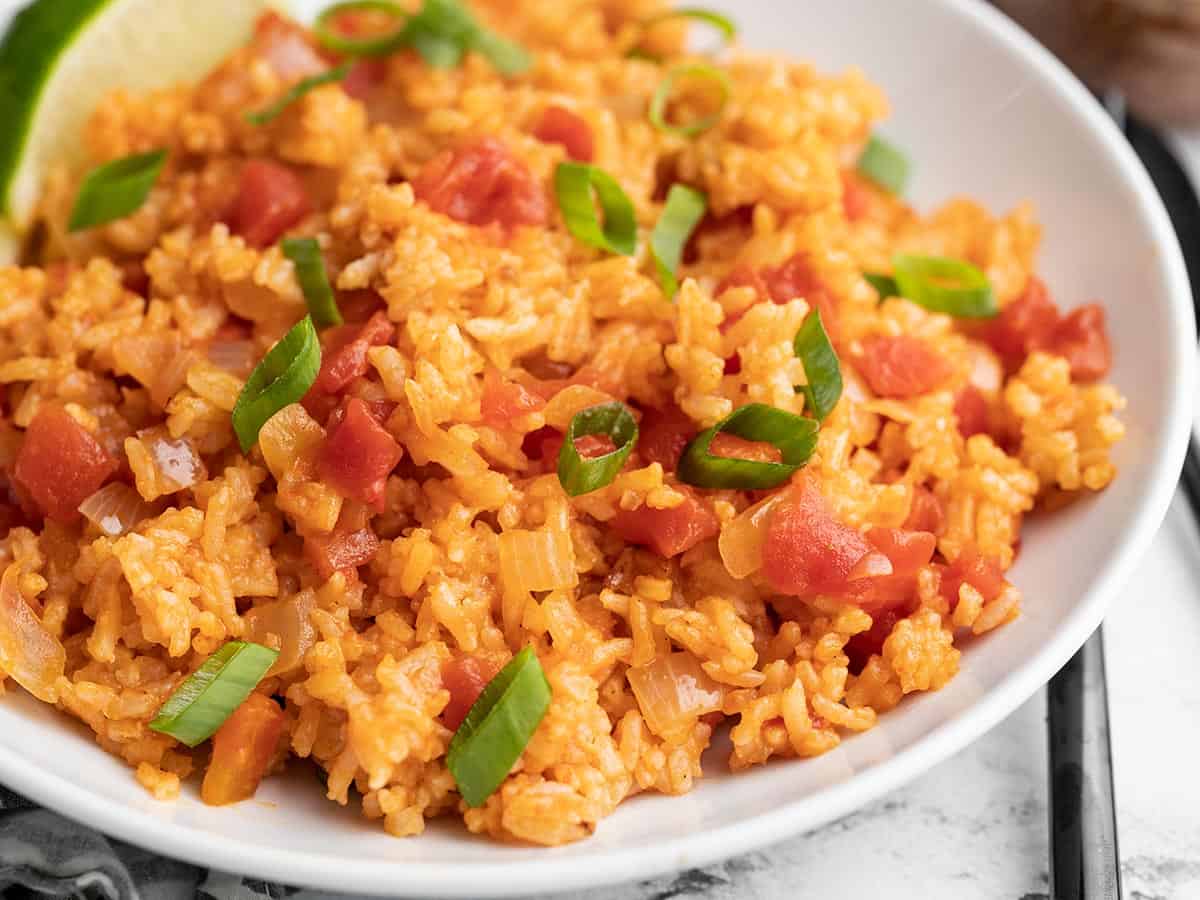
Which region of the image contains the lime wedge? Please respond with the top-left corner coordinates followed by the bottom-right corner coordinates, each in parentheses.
top-left (0, 0), bottom-right (275, 262)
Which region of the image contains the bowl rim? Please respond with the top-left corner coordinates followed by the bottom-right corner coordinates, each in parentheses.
top-left (0, 0), bottom-right (1195, 894)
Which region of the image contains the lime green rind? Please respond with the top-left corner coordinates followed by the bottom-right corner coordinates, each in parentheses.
top-left (0, 0), bottom-right (110, 222)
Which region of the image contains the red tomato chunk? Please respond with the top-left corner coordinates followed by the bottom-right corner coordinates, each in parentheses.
top-left (311, 311), bottom-right (394, 397)
top-left (201, 693), bottom-right (286, 806)
top-left (609, 486), bottom-right (719, 558)
top-left (441, 654), bottom-right (501, 731)
top-left (866, 527), bottom-right (936, 577)
top-left (954, 386), bottom-right (989, 439)
top-left (841, 170), bottom-right (870, 221)
top-left (480, 369), bottom-right (545, 428)
top-left (981, 277), bottom-right (1112, 381)
top-left (637, 404), bottom-right (695, 470)
top-left (1046, 304), bottom-right (1111, 382)
top-left (717, 253), bottom-right (840, 340)
top-left (305, 526), bottom-right (380, 582)
top-left (318, 398), bottom-right (403, 510)
top-left (342, 58), bottom-right (387, 101)
top-left (14, 405), bottom-right (117, 524)
top-left (761, 475), bottom-right (872, 597)
top-left (232, 160), bottom-right (310, 248)
top-left (413, 137), bottom-right (548, 230)
top-left (534, 105), bottom-right (594, 162)
top-left (903, 486), bottom-right (945, 535)
top-left (939, 542), bottom-right (1007, 609)
top-left (855, 335), bottom-right (953, 399)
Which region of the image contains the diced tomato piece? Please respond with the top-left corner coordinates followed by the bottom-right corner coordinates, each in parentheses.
top-left (534, 105), bottom-right (594, 162)
top-left (13, 405), bottom-right (117, 524)
top-left (120, 260), bottom-right (149, 297)
top-left (1045, 304), bottom-right (1111, 381)
top-left (709, 432), bottom-right (782, 463)
top-left (637, 404), bottom-right (695, 470)
top-left (342, 58), bottom-right (387, 100)
top-left (855, 335), bottom-right (953, 399)
top-left (337, 289), bottom-right (386, 324)
top-left (954, 385), bottom-right (989, 439)
top-left (761, 475), bottom-right (873, 597)
top-left (481, 368), bottom-right (546, 428)
top-left (305, 526), bottom-right (380, 581)
top-left (904, 486), bottom-right (945, 535)
top-left (200, 693), bottom-right (286, 806)
top-left (841, 170), bottom-right (870, 221)
top-left (717, 254), bottom-right (839, 340)
top-left (609, 485), bottom-right (719, 558)
top-left (441, 654), bottom-right (501, 730)
top-left (232, 160), bottom-right (310, 248)
top-left (723, 353), bottom-right (742, 375)
top-left (574, 433), bottom-right (617, 457)
top-left (253, 12), bottom-right (328, 80)
top-left (866, 527), bottom-right (936, 577)
top-left (521, 425), bottom-right (559, 461)
top-left (413, 137), bottom-right (548, 230)
top-left (310, 311), bottom-right (394, 397)
top-left (939, 542), bottom-right (1007, 609)
top-left (981, 276), bottom-right (1060, 370)
top-left (845, 601), bottom-right (916, 673)
top-left (318, 398), bottom-right (403, 509)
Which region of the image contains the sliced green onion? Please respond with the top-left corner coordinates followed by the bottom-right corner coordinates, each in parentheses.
top-left (891, 253), bottom-right (997, 318)
top-left (232, 316), bottom-right (321, 452)
top-left (149, 641), bottom-right (279, 747)
top-left (313, 1), bottom-right (408, 57)
top-left (865, 272), bottom-right (898, 299)
top-left (649, 63), bottom-right (730, 138)
top-left (793, 309), bottom-right (841, 422)
top-left (282, 238), bottom-right (342, 328)
top-left (628, 8), bottom-right (737, 61)
top-left (447, 646), bottom-right (551, 807)
top-left (557, 402), bottom-right (639, 496)
top-left (246, 63), bottom-right (352, 126)
top-left (677, 403), bottom-right (818, 490)
top-left (856, 135), bottom-right (911, 194)
top-left (67, 149), bottom-right (167, 232)
top-left (554, 162), bottom-right (638, 256)
top-left (462, 19), bottom-right (532, 75)
top-left (651, 184), bottom-right (707, 298)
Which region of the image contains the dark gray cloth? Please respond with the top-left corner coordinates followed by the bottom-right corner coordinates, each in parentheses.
top-left (0, 785), bottom-right (306, 900)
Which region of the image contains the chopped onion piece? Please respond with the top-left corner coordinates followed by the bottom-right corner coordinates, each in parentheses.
top-left (497, 529), bottom-right (578, 594)
top-left (244, 591), bottom-right (317, 676)
top-left (208, 340), bottom-right (259, 377)
top-left (627, 652), bottom-right (723, 740)
top-left (143, 429), bottom-right (205, 492)
top-left (718, 492), bottom-right (785, 579)
top-left (258, 403), bottom-right (325, 483)
top-left (77, 482), bottom-right (155, 537)
top-left (0, 564), bottom-right (65, 703)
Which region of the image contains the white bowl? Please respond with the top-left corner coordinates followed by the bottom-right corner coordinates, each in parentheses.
top-left (0, 0), bottom-right (1194, 895)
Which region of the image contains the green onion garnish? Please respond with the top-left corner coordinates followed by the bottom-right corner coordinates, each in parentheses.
top-left (557, 402), bottom-right (639, 496)
top-left (554, 162), bottom-right (638, 256)
top-left (148, 641), bottom-right (279, 747)
top-left (246, 63), bottom-right (352, 126)
top-left (793, 309), bottom-right (841, 422)
top-left (282, 238), bottom-right (342, 328)
top-left (648, 63), bottom-right (730, 138)
top-left (314, 0), bottom-right (531, 75)
top-left (891, 254), bottom-right (997, 318)
top-left (231, 316), bottom-right (321, 452)
top-left (67, 149), bottom-right (167, 232)
top-left (865, 272), bottom-right (898, 299)
top-left (446, 646), bottom-right (551, 807)
top-left (313, 1), bottom-right (408, 57)
top-left (628, 8), bottom-right (737, 61)
top-left (677, 403), bottom-right (818, 490)
top-left (856, 135), bottom-right (911, 194)
top-left (651, 184), bottom-right (707, 298)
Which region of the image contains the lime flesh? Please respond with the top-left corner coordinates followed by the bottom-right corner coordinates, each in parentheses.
top-left (0, 0), bottom-right (272, 261)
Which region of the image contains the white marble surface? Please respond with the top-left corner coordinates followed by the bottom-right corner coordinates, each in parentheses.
top-left (530, 497), bottom-right (1200, 900)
